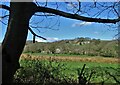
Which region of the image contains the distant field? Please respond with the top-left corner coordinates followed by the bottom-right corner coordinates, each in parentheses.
top-left (21, 53), bottom-right (119, 64)
top-left (20, 53), bottom-right (119, 70)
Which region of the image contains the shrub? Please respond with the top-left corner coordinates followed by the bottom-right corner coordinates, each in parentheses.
top-left (14, 60), bottom-right (120, 84)
top-left (13, 60), bottom-right (71, 84)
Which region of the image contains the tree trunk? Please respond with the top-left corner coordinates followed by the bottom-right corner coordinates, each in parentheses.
top-left (2, 2), bottom-right (36, 84)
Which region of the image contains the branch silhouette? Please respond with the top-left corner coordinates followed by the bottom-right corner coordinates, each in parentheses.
top-left (1, 4), bottom-right (119, 24)
top-left (35, 6), bottom-right (120, 24)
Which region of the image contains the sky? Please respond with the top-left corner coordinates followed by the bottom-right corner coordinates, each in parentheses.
top-left (0, 2), bottom-right (119, 42)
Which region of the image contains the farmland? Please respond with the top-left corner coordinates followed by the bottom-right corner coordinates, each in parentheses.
top-left (21, 53), bottom-right (119, 64)
top-left (13, 38), bottom-right (120, 84)
top-left (20, 53), bottom-right (119, 70)
top-left (13, 53), bottom-right (120, 84)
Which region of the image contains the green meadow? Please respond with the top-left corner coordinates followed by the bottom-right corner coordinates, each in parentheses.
top-left (14, 53), bottom-right (120, 84)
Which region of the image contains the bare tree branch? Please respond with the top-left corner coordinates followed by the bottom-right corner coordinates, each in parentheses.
top-left (0, 19), bottom-right (7, 25)
top-left (78, 1), bottom-right (81, 11)
top-left (28, 27), bottom-right (46, 40)
top-left (35, 6), bottom-right (120, 24)
top-left (0, 4), bottom-right (10, 11)
top-left (1, 4), bottom-right (119, 24)
top-left (92, 5), bottom-right (112, 18)
top-left (113, 5), bottom-right (119, 17)
top-left (34, 13), bottom-right (55, 16)
top-left (105, 71), bottom-right (120, 84)
top-left (30, 25), bottom-right (58, 30)
top-left (0, 15), bottom-right (9, 19)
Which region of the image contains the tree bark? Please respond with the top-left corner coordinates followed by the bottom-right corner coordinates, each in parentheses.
top-left (2, 2), bottom-right (36, 84)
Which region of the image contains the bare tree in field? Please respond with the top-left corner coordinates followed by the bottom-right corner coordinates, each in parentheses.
top-left (0, 0), bottom-right (119, 84)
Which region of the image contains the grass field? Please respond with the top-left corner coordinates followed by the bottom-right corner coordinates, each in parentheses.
top-left (21, 53), bottom-right (119, 64)
top-left (17, 53), bottom-right (120, 83)
top-left (20, 53), bottom-right (119, 70)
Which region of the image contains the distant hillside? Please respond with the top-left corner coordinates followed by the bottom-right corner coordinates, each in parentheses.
top-left (23, 37), bottom-right (118, 57)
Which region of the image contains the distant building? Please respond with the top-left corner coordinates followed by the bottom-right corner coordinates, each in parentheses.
top-left (80, 41), bottom-right (90, 45)
top-left (55, 48), bottom-right (61, 54)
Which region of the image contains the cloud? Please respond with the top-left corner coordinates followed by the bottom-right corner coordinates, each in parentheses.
top-left (36, 37), bottom-right (59, 42)
top-left (94, 32), bottom-right (99, 34)
top-left (67, 3), bottom-right (75, 9)
top-left (35, 38), bottom-right (47, 42)
top-left (46, 37), bottom-right (59, 42)
top-left (72, 22), bottom-right (93, 27)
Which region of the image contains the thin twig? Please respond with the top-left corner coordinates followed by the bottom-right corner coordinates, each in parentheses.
top-left (28, 27), bottom-right (46, 40)
top-left (105, 71), bottom-right (120, 84)
top-left (0, 15), bottom-right (9, 19)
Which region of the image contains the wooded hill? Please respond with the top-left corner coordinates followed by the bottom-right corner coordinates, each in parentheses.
top-left (23, 37), bottom-right (118, 58)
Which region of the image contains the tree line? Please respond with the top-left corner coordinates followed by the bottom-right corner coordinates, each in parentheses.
top-left (24, 37), bottom-right (118, 58)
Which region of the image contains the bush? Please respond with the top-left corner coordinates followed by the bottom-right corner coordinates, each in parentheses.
top-left (77, 66), bottom-right (120, 84)
top-left (14, 59), bottom-right (120, 84)
top-left (100, 49), bottom-right (117, 57)
top-left (13, 60), bottom-right (72, 84)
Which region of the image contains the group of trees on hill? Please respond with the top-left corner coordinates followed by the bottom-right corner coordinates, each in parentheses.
top-left (24, 38), bottom-right (118, 57)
